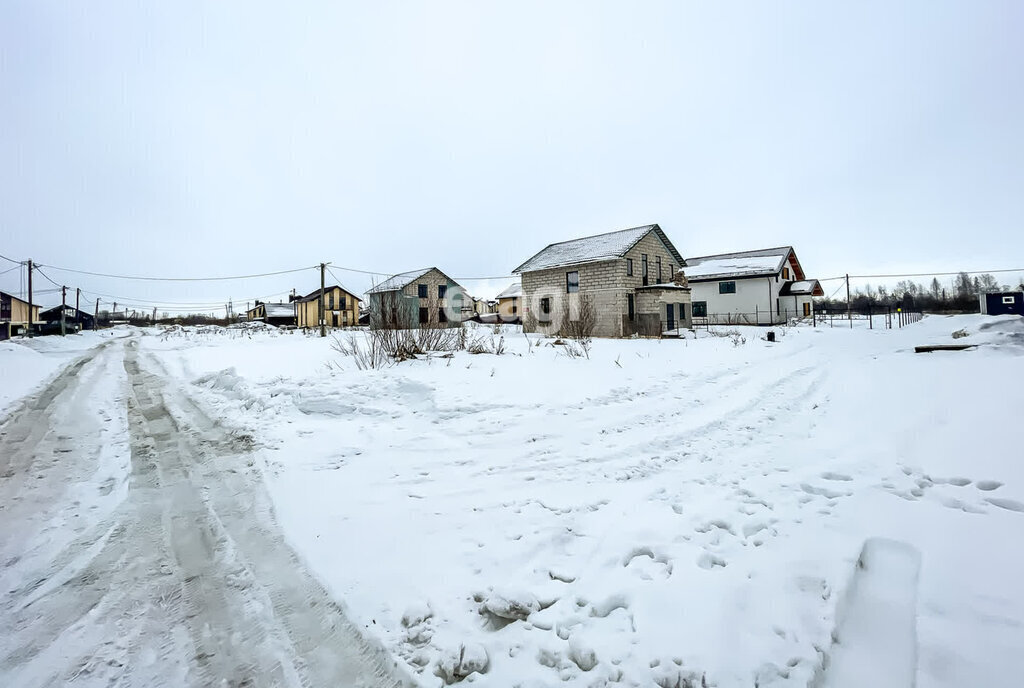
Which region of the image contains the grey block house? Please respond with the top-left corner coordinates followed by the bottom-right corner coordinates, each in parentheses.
top-left (366, 267), bottom-right (468, 329)
top-left (513, 224), bottom-right (692, 337)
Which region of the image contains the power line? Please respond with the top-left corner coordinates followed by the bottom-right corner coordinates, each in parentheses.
top-left (40, 263), bottom-right (318, 282)
top-left (846, 268), bottom-right (1024, 280)
top-left (0, 252), bottom-right (23, 265)
top-left (0, 264), bottom-right (22, 277)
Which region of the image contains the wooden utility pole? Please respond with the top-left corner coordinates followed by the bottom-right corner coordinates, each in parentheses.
top-left (76, 287), bottom-right (81, 330)
top-left (26, 259), bottom-right (34, 337)
top-left (319, 262), bottom-right (326, 337)
top-left (845, 273), bottom-right (852, 328)
top-left (61, 285), bottom-right (67, 336)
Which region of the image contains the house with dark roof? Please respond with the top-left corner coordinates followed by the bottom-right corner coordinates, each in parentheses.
top-left (39, 305), bottom-right (96, 332)
top-left (293, 285), bottom-right (360, 329)
top-left (366, 268), bottom-right (467, 329)
top-left (513, 224), bottom-right (691, 337)
top-left (681, 246), bottom-right (823, 324)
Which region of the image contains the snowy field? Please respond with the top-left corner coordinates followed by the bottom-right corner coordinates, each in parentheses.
top-left (2, 315), bottom-right (1023, 687)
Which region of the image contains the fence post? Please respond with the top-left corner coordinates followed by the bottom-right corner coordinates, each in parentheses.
top-left (869, 304), bottom-right (873, 329)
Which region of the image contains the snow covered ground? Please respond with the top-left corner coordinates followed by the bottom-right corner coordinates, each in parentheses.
top-left (132, 315), bottom-right (1024, 687)
top-left (1, 316), bottom-right (1022, 687)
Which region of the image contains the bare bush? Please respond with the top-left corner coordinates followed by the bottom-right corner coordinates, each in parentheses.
top-left (331, 333), bottom-right (394, 369)
top-left (559, 294), bottom-right (596, 359)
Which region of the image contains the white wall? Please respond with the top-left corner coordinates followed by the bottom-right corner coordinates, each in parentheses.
top-left (690, 275), bottom-right (789, 324)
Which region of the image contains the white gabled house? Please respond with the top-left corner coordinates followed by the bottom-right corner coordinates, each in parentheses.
top-left (681, 246), bottom-right (823, 325)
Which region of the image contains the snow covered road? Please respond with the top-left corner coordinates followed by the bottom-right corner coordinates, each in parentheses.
top-left (2, 317), bottom-right (1023, 688)
top-left (0, 335), bottom-right (411, 688)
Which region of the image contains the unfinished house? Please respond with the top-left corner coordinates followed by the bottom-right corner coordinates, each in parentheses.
top-left (366, 268), bottom-right (468, 329)
top-left (294, 285), bottom-right (361, 329)
top-left (682, 246), bottom-right (823, 324)
top-left (1, 290), bottom-right (39, 340)
top-left (513, 224), bottom-right (691, 337)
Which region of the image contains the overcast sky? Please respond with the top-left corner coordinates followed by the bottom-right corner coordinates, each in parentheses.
top-left (2, 1), bottom-right (1022, 310)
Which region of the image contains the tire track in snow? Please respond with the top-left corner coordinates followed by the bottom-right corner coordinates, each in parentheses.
top-left (0, 337), bottom-right (412, 688)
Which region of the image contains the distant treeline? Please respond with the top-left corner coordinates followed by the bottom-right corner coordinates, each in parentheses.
top-left (817, 272), bottom-right (1024, 313)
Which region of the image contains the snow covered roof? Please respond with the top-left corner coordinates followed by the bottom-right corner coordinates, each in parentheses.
top-left (779, 280), bottom-right (824, 297)
top-left (366, 268), bottom-right (435, 294)
top-left (513, 224), bottom-right (685, 274)
top-left (682, 247), bottom-right (799, 281)
top-left (264, 303), bottom-right (296, 318)
top-left (496, 282), bottom-right (522, 299)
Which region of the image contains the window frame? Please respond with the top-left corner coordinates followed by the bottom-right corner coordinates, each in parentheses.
top-left (539, 297), bottom-right (552, 321)
top-left (656, 256), bottom-right (662, 283)
top-left (417, 284), bottom-right (428, 298)
top-left (641, 254), bottom-right (649, 286)
top-left (438, 307), bottom-right (448, 323)
top-left (438, 284), bottom-right (447, 299)
top-left (692, 301), bottom-right (708, 317)
top-left (1003, 295), bottom-right (1017, 304)
top-left (418, 306), bottom-right (429, 324)
top-left (566, 270), bottom-right (580, 294)
top-left (626, 258), bottom-right (633, 276)
top-left (627, 293), bottom-right (635, 321)
top-left (719, 281), bottom-right (737, 294)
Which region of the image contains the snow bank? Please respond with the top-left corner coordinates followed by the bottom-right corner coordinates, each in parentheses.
top-left (141, 315), bottom-right (1024, 687)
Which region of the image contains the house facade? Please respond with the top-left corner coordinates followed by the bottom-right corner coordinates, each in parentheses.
top-left (495, 282), bottom-right (522, 322)
top-left (245, 301), bottom-right (297, 327)
top-left (294, 285), bottom-right (360, 329)
top-left (1, 291), bottom-right (40, 340)
top-left (513, 224), bottom-right (692, 338)
top-left (366, 268), bottom-right (467, 329)
top-left (681, 247), bottom-right (823, 325)
top-left (39, 305), bottom-right (96, 332)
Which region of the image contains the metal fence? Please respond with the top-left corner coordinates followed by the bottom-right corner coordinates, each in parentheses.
top-left (690, 305), bottom-right (925, 331)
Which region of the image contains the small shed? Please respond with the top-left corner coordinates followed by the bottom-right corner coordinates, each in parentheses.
top-left (979, 291), bottom-right (1024, 316)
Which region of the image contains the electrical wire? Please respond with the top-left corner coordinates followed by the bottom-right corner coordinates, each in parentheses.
top-left (39, 263), bottom-right (318, 282)
top-left (0, 264), bottom-right (22, 277)
top-left (0, 252), bottom-right (23, 265)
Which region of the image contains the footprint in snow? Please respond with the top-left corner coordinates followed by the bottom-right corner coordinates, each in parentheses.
top-left (986, 498), bottom-right (1024, 513)
top-left (976, 480), bottom-right (1003, 492)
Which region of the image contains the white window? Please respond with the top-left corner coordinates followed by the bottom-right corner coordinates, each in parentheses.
top-left (1003, 295), bottom-right (1016, 304)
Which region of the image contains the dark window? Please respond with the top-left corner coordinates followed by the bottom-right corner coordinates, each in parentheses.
top-left (438, 308), bottom-right (448, 323)
top-left (438, 284), bottom-right (447, 298)
top-left (340, 297), bottom-right (347, 310)
top-left (627, 293), bottom-right (635, 321)
top-left (776, 298), bottom-right (780, 315)
top-left (678, 303), bottom-right (686, 321)
top-left (656, 256), bottom-right (662, 283)
top-left (719, 281), bottom-right (736, 294)
top-left (626, 258), bottom-right (633, 276)
top-left (641, 254), bottom-right (649, 286)
top-left (418, 284), bottom-right (428, 298)
top-left (540, 297), bottom-right (552, 321)
top-left (419, 307), bottom-right (429, 324)
top-left (669, 264), bottom-right (674, 279)
top-left (693, 301), bottom-right (707, 317)
top-left (566, 271), bottom-right (580, 293)
top-left (328, 292), bottom-right (334, 309)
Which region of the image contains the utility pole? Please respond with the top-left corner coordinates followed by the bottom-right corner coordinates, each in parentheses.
top-left (845, 273), bottom-right (852, 327)
top-left (27, 259), bottom-right (34, 337)
top-left (76, 287), bottom-right (81, 330)
top-left (319, 262), bottom-right (326, 337)
top-left (95, 298), bottom-right (100, 328)
top-left (61, 285), bottom-right (67, 336)
top-left (152, 306), bottom-right (157, 324)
